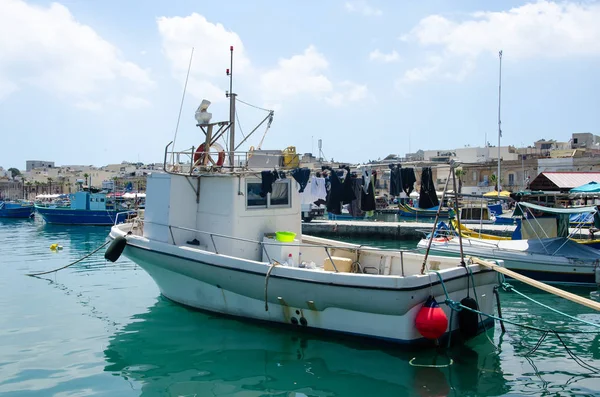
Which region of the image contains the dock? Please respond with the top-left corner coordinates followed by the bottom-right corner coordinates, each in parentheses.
top-left (302, 220), bottom-right (516, 240)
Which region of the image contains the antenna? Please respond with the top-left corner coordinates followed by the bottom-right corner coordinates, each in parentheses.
top-left (171, 47), bottom-right (194, 166)
top-left (226, 46), bottom-right (236, 166)
top-left (497, 50), bottom-right (503, 197)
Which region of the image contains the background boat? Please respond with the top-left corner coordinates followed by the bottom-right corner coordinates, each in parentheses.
top-left (35, 190), bottom-right (135, 225)
top-left (0, 200), bottom-right (34, 218)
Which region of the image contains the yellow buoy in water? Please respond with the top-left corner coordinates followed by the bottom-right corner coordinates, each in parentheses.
top-left (50, 244), bottom-right (63, 251)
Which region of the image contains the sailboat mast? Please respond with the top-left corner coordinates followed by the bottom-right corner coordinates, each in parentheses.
top-left (497, 50), bottom-right (503, 197)
top-left (228, 45), bottom-right (236, 167)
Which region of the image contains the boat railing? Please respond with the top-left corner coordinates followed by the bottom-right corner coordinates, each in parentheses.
top-left (113, 210), bottom-right (142, 226)
top-left (122, 219), bottom-right (445, 274)
top-left (163, 141), bottom-right (286, 175)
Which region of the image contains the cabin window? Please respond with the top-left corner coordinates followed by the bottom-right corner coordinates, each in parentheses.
top-left (246, 179), bottom-right (291, 208)
top-left (270, 181), bottom-right (290, 206)
top-left (247, 182), bottom-right (268, 207)
top-left (100, 198), bottom-right (105, 202)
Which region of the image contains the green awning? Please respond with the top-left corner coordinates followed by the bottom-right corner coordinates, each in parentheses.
top-left (514, 201), bottom-right (598, 216)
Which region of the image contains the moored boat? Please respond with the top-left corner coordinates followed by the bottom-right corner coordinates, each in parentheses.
top-left (105, 48), bottom-right (500, 346)
top-left (35, 190), bottom-right (134, 225)
top-left (418, 202), bottom-right (600, 285)
top-left (109, 170), bottom-right (498, 345)
top-left (0, 200), bottom-right (34, 218)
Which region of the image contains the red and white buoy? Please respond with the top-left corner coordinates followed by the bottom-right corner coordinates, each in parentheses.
top-left (415, 296), bottom-right (448, 340)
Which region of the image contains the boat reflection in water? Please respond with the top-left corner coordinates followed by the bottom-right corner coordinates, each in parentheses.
top-left (104, 298), bottom-right (508, 397)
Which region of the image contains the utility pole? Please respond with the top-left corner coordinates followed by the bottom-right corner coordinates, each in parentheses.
top-left (521, 142), bottom-right (525, 191)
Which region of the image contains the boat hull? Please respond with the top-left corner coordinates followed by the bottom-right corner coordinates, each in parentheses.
top-left (114, 230), bottom-right (498, 345)
top-left (0, 205), bottom-right (34, 218)
top-left (417, 239), bottom-right (599, 286)
top-left (35, 206), bottom-right (131, 225)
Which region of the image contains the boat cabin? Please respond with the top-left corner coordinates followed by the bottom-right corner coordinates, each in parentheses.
top-left (144, 172), bottom-right (302, 262)
top-left (68, 191), bottom-right (109, 211)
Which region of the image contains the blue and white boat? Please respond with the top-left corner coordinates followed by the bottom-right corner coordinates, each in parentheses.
top-left (418, 202), bottom-right (600, 286)
top-left (35, 190), bottom-right (134, 226)
top-left (0, 201), bottom-right (34, 218)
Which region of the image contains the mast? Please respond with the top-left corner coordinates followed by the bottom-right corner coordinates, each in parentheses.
top-left (497, 50), bottom-right (503, 197)
top-left (226, 45), bottom-right (236, 167)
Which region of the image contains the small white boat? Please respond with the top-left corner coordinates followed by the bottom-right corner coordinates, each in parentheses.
top-left (418, 202), bottom-right (600, 286)
top-left (105, 49), bottom-right (499, 346)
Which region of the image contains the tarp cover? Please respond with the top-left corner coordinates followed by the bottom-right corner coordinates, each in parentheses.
top-left (570, 181), bottom-right (600, 193)
top-left (514, 201), bottom-right (597, 216)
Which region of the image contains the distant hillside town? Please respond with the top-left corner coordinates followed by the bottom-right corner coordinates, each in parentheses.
top-left (1, 132), bottom-right (599, 200)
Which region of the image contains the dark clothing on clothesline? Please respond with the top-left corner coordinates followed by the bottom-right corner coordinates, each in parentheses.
top-left (341, 168), bottom-right (356, 204)
top-left (326, 170), bottom-right (343, 215)
top-left (348, 178), bottom-right (364, 217)
top-left (361, 171), bottom-right (376, 212)
top-left (402, 168), bottom-right (416, 196)
top-left (291, 167), bottom-right (310, 193)
top-left (418, 167), bottom-right (439, 209)
top-left (260, 170), bottom-right (278, 197)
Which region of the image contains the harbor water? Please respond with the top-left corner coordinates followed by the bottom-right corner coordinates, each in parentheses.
top-left (1, 218), bottom-right (600, 396)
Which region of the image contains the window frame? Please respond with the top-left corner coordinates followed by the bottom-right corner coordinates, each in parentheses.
top-left (245, 178), bottom-right (292, 209)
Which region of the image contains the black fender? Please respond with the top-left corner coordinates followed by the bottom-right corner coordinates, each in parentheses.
top-left (104, 235), bottom-right (127, 262)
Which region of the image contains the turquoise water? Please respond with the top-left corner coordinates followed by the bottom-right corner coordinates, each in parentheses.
top-left (1, 218), bottom-right (600, 396)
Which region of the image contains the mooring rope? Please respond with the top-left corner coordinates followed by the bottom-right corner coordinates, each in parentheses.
top-left (502, 283), bottom-right (600, 329)
top-left (26, 240), bottom-right (111, 277)
top-left (264, 261), bottom-right (280, 311)
top-left (430, 269), bottom-right (600, 372)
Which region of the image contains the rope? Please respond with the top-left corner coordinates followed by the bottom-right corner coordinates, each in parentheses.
top-left (453, 300), bottom-right (600, 334)
top-left (409, 356), bottom-right (454, 368)
top-left (503, 283), bottom-right (600, 329)
top-left (466, 265), bottom-right (497, 349)
top-left (264, 261), bottom-right (280, 311)
top-left (26, 240), bottom-right (111, 277)
top-left (432, 268), bottom-right (600, 372)
top-left (236, 97), bottom-right (273, 113)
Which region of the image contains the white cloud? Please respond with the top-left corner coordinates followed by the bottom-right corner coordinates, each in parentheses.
top-left (345, 1), bottom-right (382, 17)
top-left (158, 15), bottom-right (367, 108)
top-left (369, 49), bottom-right (400, 63)
top-left (400, 1), bottom-right (600, 84)
top-left (157, 13), bottom-right (251, 102)
top-left (261, 46), bottom-right (332, 99)
top-left (325, 81), bottom-right (368, 107)
top-left (0, 0), bottom-right (154, 106)
top-left (261, 46), bottom-right (368, 107)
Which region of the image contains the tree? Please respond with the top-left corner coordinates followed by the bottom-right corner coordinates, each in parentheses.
top-left (25, 181), bottom-right (32, 199)
top-left (489, 174), bottom-right (500, 191)
top-left (455, 168), bottom-right (465, 194)
top-left (84, 173), bottom-right (89, 186)
top-left (47, 177), bottom-right (53, 194)
top-left (7, 167), bottom-right (21, 178)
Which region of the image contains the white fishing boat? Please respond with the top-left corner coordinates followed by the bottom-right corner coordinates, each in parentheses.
top-left (105, 47), bottom-right (499, 345)
top-left (418, 202), bottom-right (600, 286)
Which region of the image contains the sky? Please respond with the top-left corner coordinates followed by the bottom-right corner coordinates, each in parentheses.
top-left (1, 0), bottom-right (600, 169)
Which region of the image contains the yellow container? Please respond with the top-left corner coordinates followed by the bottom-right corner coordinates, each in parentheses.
top-left (275, 231), bottom-right (296, 242)
top-left (282, 146), bottom-right (300, 169)
top-left (323, 256), bottom-right (353, 272)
